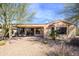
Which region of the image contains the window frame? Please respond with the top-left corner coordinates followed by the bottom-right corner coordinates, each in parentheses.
top-left (56, 27), bottom-right (67, 35)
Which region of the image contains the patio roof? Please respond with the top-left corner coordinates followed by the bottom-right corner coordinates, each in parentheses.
top-left (16, 24), bottom-right (46, 28)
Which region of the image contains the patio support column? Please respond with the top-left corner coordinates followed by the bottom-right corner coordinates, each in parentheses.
top-left (54, 26), bottom-right (57, 39)
top-left (40, 28), bottom-right (43, 36)
top-left (41, 28), bottom-right (44, 37)
top-left (44, 27), bottom-right (48, 39)
top-left (67, 25), bottom-right (69, 38)
top-left (17, 28), bottom-right (20, 36)
top-left (34, 28), bottom-right (36, 36)
top-left (25, 28), bottom-right (27, 36)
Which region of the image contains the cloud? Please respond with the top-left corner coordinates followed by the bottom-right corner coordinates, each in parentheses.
top-left (28, 3), bottom-right (64, 24)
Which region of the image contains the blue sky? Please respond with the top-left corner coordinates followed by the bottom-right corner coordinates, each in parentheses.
top-left (27, 3), bottom-right (65, 24)
top-left (21, 3), bottom-right (65, 24)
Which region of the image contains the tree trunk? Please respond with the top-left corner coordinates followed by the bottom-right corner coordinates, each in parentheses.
top-left (9, 24), bottom-right (12, 40)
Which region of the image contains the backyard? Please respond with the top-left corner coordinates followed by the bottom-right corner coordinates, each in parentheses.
top-left (0, 37), bottom-right (79, 56)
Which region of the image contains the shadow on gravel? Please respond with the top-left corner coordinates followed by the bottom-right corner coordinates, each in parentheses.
top-left (66, 38), bottom-right (79, 47)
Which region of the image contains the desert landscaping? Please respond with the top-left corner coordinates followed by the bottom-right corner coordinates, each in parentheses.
top-left (0, 37), bottom-right (79, 56)
top-left (0, 3), bottom-right (79, 56)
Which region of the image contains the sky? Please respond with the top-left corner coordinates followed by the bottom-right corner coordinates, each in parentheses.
top-left (15, 3), bottom-right (65, 24)
top-left (27, 3), bottom-right (65, 24)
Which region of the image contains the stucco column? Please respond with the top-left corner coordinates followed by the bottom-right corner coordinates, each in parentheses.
top-left (67, 25), bottom-right (69, 38)
top-left (25, 28), bottom-right (27, 36)
top-left (44, 27), bottom-right (48, 39)
top-left (17, 28), bottom-right (20, 36)
top-left (54, 26), bottom-right (57, 38)
top-left (34, 28), bottom-right (36, 36)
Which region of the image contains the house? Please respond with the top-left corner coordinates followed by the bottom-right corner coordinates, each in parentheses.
top-left (12, 20), bottom-right (76, 40)
top-left (47, 20), bottom-right (76, 40)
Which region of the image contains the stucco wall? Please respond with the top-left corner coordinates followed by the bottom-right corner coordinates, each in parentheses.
top-left (46, 21), bottom-right (76, 40)
top-left (68, 25), bottom-right (76, 38)
top-left (12, 20), bottom-right (76, 40)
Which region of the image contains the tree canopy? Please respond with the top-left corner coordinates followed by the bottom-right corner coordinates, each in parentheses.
top-left (0, 3), bottom-right (34, 39)
top-left (61, 3), bottom-right (79, 26)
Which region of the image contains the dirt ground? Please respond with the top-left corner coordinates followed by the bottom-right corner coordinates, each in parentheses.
top-left (0, 37), bottom-right (79, 56)
top-left (0, 37), bottom-right (53, 56)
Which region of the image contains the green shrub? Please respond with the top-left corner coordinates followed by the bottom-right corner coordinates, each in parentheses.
top-left (49, 29), bottom-right (58, 40)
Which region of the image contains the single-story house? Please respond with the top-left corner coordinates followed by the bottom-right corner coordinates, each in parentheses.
top-left (12, 20), bottom-right (77, 40)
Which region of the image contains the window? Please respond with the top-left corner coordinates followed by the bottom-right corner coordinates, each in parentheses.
top-left (56, 27), bottom-right (67, 34)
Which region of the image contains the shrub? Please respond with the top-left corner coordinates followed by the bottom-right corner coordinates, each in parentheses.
top-left (49, 30), bottom-right (55, 40)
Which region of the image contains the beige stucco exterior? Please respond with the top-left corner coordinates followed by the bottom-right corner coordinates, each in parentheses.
top-left (45, 20), bottom-right (76, 40)
top-left (12, 20), bottom-right (76, 40)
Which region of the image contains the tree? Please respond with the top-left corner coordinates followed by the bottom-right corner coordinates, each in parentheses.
top-left (62, 3), bottom-right (79, 26)
top-left (59, 4), bottom-right (79, 36)
top-left (0, 3), bottom-right (34, 40)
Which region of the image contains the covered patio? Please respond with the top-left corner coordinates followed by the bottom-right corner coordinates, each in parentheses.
top-left (15, 24), bottom-right (45, 37)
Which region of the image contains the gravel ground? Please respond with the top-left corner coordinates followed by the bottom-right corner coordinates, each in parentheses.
top-left (0, 37), bottom-right (79, 56)
top-left (0, 37), bottom-right (52, 56)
